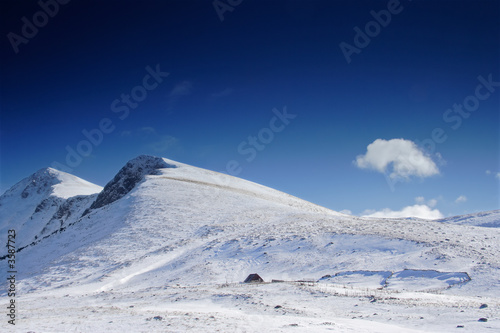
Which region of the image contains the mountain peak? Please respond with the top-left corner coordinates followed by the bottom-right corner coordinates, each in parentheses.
top-left (0, 167), bottom-right (102, 249)
top-left (1, 166), bottom-right (102, 204)
top-left (127, 154), bottom-right (176, 167)
top-left (3, 167), bottom-right (63, 200)
top-left (87, 155), bottom-right (176, 211)
top-left (33, 167), bottom-right (59, 177)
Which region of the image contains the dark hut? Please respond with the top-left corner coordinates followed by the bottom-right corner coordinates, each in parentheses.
top-left (243, 273), bottom-right (264, 283)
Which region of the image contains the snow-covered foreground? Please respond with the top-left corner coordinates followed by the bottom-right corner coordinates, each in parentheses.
top-left (1, 155), bottom-right (498, 332)
top-left (7, 281), bottom-right (499, 332)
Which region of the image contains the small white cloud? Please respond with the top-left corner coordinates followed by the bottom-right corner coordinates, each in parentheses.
top-left (435, 152), bottom-right (446, 166)
top-left (414, 196), bottom-right (438, 207)
top-left (137, 127), bottom-right (156, 137)
top-left (122, 127), bottom-right (178, 152)
top-left (123, 127), bottom-right (158, 138)
top-left (339, 209), bottom-right (352, 215)
top-left (415, 196), bottom-right (425, 204)
top-left (455, 195), bottom-right (467, 204)
top-left (355, 138), bottom-right (439, 179)
top-left (427, 199), bottom-right (438, 208)
top-left (361, 209), bottom-right (376, 215)
top-left (166, 81), bottom-right (193, 112)
top-left (169, 80), bottom-right (193, 98)
top-left (485, 170), bottom-right (500, 180)
top-left (211, 88), bottom-right (234, 99)
top-left (146, 135), bottom-right (178, 152)
top-left (362, 204), bottom-right (443, 220)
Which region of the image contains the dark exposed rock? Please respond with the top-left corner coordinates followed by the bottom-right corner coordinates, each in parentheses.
top-left (85, 155), bottom-right (175, 213)
top-left (34, 197), bottom-right (61, 213)
top-left (52, 196), bottom-right (85, 221)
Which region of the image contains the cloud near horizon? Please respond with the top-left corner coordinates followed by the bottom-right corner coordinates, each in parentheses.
top-left (486, 170), bottom-right (500, 180)
top-left (415, 196), bottom-right (438, 208)
top-left (362, 196), bottom-right (444, 220)
top-left (339, 209), bottom-right (352, 215)
top-left (362, 204), bottom-right (444, 220)
top-left (355, 138), bottom-right (440, 179)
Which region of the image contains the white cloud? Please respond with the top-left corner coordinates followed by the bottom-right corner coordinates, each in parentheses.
top-left (362, 204), bottom-right (443, 220)
top-left (166, 81), bottom-right (193, 112)
top-left (137, 127), bottom-right (156, 137)
top-left (169, 80), bottom-right (193, 97)
top-left (435, 152), bottom-right (446, 166)
top-left (414, 196), bottom-right (438, 207)
top-left (427, 199), bottom-right (438, 208)
top-left (455, 195), bottom-right (467, 204)
top-left (146, 135), bottom-right (178, 152)
top-left (122, 127), bottom-right (157, 138)
top-left (355, 138), bottom-right (439, 179)
top-left (121, 127), bottom-right (178, 152)
top-left (339, 209), bottom-right (352, 215)
top-left (415, 196), bottom-right (425, 204)
top-left (211, 88), bottom-right (234, 99)
top-left (485, 169), bottom-right (500, 180)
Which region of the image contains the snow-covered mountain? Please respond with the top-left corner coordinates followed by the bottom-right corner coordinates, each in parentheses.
top-left (1, 155), bottom-right (498, 332)
top-left (0, 167), bottom-right (102, 250)
top-left (437, 210), bottom-right (500, 228)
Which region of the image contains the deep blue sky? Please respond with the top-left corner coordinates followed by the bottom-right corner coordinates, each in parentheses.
top-left (1, 0), bottom-right (499, 218)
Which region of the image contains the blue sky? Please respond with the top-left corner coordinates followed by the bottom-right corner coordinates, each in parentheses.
top-left (1, 0), bottom-right (499, 218)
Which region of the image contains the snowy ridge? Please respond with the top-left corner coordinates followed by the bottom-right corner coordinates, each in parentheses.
top-left (437, 210), bottom-right (500, 228)
top-left (0, 156), bottom-right (499, 332)
top-left (87, 155), bottom-right (176, 211)
top-left (0, 167), bottom-right (102, 249)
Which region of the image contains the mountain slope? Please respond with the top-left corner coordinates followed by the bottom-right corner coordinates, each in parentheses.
top-left (437, 210), bottom-right (500, 228)
top-left (11, 156), bottom-right (347, 289)
top-left (4, 156), bottom-right (497, 295)
top-left (1, 156), bottom-right (499, 332)
top-left (0, 168), bottom-right (102, 249)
